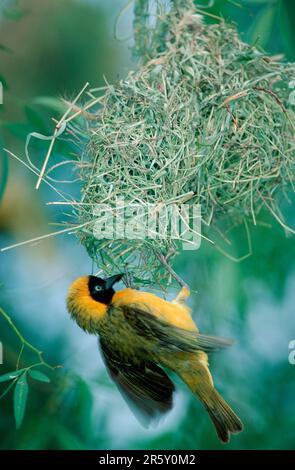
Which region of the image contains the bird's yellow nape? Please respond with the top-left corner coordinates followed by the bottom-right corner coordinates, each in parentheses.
top-left (66, 276), bottom-right (108, 333)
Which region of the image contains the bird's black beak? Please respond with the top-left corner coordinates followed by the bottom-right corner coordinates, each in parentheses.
top-left (105, 274), bottom-right (123, 290)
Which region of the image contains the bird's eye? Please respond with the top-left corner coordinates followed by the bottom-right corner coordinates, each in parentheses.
top-left (94, 285), bottom-right (102, 292)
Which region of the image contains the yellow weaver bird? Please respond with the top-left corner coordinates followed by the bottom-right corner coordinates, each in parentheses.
top-left (67, 274), bottom-right (243, 443)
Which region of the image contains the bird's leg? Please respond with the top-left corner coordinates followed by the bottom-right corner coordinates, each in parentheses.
top-left (172, 286), bottom-right (190, 304)
top-left (124, 264), bottom-right (137, 289)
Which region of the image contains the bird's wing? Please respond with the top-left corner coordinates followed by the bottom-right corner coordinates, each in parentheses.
top-left (121, 303), bottom-right (233, 353)
top-left (99, 338), bottom-right (175, 427)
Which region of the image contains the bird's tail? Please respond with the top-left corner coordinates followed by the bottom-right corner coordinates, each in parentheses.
top-left (202, 388), bottom-right (243, 443)
top-left (168, 353), bottom-right (243, 443)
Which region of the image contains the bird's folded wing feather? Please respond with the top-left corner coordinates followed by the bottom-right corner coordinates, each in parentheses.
top-left (99, 338), bottom-right (175, 427)
top-left (121, 304), bottom-right (233, 353)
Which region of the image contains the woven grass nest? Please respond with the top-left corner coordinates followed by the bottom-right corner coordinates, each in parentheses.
top-left (68, 0), bottom-right (295, 289)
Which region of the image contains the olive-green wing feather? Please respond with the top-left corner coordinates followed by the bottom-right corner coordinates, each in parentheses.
top-left (99, 338), bottom-right (175, 427)
top-left (121, 304), bottom-right (233, 353)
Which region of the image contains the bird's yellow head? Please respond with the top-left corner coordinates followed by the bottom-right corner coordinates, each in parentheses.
top-left (66, 274), bottom-right (123, 333)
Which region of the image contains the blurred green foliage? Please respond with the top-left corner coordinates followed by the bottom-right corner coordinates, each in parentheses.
top-left (0, 0), bottom-right (294, 450)
top-left (198, 0), bottom-right (295, 60)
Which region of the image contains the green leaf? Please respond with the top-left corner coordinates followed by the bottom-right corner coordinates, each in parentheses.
top-left (29, 370), bottom-right (50, 383)
top-left (247, 4), bottom-right (276, 48)
top-left (31, 96), bottom-right (66, 115)
top-left (13, 373), bottom-right (29, 429)
top-left (0, 369), bottom-right (25, 383)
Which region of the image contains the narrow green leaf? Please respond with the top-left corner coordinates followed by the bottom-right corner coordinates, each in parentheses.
top-left (29, 370), bottom-right (50, 383)
top-left (31, 96), bottom-right (66, 115)
top-left (13, 373), bottom-right (29, 429)
top-left (247, 4), bottom-right (276, 48)
top-left (0, 369), bottom-right (25, 383)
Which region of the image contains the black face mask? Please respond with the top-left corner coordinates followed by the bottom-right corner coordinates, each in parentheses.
top-left (88, 274), bottom-right (123, 304)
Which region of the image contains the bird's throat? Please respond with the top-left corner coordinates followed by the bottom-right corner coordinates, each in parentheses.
top-left (67, 296), bottom-right (108, 333)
